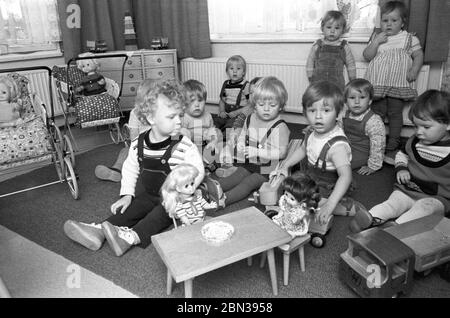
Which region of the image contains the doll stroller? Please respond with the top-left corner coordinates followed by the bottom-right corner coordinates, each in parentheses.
top-left (0, 66), bottom-right (78, 199)
top-left (52, 53), bottom-right (129, 151)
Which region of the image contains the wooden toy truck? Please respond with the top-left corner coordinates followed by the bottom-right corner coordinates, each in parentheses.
top-left (340, 214), bottom-right (450, 297)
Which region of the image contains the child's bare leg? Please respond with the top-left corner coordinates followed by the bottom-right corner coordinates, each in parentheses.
top-left (95, 146), bottom-right (129, 182)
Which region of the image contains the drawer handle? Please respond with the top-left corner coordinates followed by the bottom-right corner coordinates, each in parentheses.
top-left (158, 71), bottom-right (163, 76)
top-left (130, 87), bottom-right (136, 92)
top-left (129, 74), bottom-right (134, 79)
top-left (127, 60), bottom-right (133, 65)
top-left (157, 58), bottom-right (162, 63)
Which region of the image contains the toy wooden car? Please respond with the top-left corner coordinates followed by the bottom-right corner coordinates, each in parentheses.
top-left (340, 214), bottom-right (450, 297)
top-left (308, 215), bottom-right (333, 248)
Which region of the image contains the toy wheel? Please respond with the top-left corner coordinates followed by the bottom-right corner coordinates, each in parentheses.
top-left (310, 233), bottom-right (326, 248)
top-left (109, 123), bottom-right (122, 144)
top-left (63, 156), bottom-right (79, 199)
top-left (50, 122), bottom-right (64, 146)
top-left (63, 134), bottom-right (76, 169)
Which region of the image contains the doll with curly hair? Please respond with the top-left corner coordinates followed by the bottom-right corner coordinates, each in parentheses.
top-left (75, 52), bottom-right (107, 96)
top-left (0, 76), bottom-right (23, 128)
top-left (272, 173), bottom-right (321, 237)
top-left (161, 163), bottom-right (217, 227)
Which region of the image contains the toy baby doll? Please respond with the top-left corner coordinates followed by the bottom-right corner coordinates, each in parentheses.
top-left (0, 76), bottom-right (23, 128)
top-left (161, 163), bottom-right (217, 227)
top-left (75, 52), bottom-right (107, 96)
top-left (272, 173), bottom-right (321, 238)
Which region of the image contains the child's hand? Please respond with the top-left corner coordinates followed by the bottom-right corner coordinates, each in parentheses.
top-left (373, 32), bottom-right (388, 45)
top-left (315, 202), bottom-right (333, 225)
top-left (269, 168), bottom-right (288, 179)
top-left (204, 201), bottom-right (218, 210)
top-left (228, 111), bottom-right (237, 118)
top-left (218, 111), bottom-right (228, 119)
top-left (406, 68), bottom-right (418, 82)
top-left (357, 166), bottom-right (376, 175)
top-left (110, 195), bottom-right (132, 215)
top-left (396, 170), bottom-right (411, 184)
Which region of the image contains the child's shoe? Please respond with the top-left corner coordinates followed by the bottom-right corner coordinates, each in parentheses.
top-left (64, 220), bottom-right (105, 250)
top-left (101, 221), bottom-right (140, 257)
top-left (205, 176), bottom-right (226, 209)
top-left (339, 197), bottom-right (367, 217)
top-left (95, 165), bottom-right (122, 182)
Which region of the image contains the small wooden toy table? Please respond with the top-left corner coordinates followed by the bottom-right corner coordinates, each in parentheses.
top-left (151, 207), bottom-right (292, 298)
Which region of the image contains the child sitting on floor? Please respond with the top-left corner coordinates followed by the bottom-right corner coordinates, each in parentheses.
top-left (271, 81), bottom-right (366, 225)
top-left (64, 79), bottom-right (205, 257)
top-left (94, 79), bottom-right (156, 182)
top-left (206, 76), bottom-right (290, 208)
top-left (342, 78), bottom-right (386, 175)
top-left (350, 90), bottom-right (450, 233)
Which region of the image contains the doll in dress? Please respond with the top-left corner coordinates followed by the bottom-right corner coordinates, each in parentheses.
top-left (272, 173), bottom-right (321, 237)
top-left (0, 76), bottom-right (23, 128)
top-left (161, 163), bottom-right (217, 227)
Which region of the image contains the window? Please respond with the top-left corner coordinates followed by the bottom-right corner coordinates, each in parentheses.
top-left (208, 0), bottom-right (379, 41)
top-left (0, 0), bottom-right (61, 55)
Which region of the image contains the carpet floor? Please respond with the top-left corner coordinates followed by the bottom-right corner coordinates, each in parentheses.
top-left (1, 141), bottom-right (449, 298)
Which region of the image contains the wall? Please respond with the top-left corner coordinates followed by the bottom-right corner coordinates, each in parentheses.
top-left (442, 40), bottom-right (450, 92)
top-left (211, 41), bottom-right (443, 90)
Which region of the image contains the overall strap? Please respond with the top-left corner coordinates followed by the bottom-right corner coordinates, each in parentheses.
top-left (361, 109), bottom-right (375, 126)
top-left (235, 80), bottom-right (249, 107)
top-left (137, 130), bottom-right (147, 171)
top-left (315, 39), bottom-right (323, 59)
top-left (258, 119), bottom-right (287, 147)
top-left (219, 80), bottom-right (228, 99)
top-left (315, 135), bottom-right (349, 171)
top-left (162, 135), bottom-right (184, 162)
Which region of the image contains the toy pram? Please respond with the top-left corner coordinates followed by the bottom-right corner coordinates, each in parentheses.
top-left (0, 66), bottom-right (78, 199)
top-left (52, 53), bottom-right (129, 151)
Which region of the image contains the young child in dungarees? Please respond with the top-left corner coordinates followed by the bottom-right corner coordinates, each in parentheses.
top-left (350, 90), bottom-right (450, 233)
top-left (342, 78), bottom-right (386, 175)
top-left (95, 79), bottom-right (156, 182)
top-left (272, 81), bottom-right (366, 225)
top-left (63, 79), bottom-right (205, 257)
top-left (214, 55), bottom-right (250, 132)
top-left (306, 10), bottom-right (356, 92)
top-left (206, 76), bottom-right (290, 208)
top-left (363, 1), bottom-right (424, 162)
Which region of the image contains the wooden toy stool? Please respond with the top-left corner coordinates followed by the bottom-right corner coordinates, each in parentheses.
top-left (278, 234), bottom-right (311, 285)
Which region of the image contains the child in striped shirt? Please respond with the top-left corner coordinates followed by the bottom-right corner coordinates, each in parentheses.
top-left (350, 90), bottom-right (450, 233)
top-left (161, 163), bottom-right (217, 226)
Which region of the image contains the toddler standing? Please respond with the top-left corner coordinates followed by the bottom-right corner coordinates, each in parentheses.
top-left (214, 55), bottom-right (250, 132)
top-left (306, 10), bottom-right (356, 92)
top-left (342, 78), bottom-right (386, 175)
top-left (363, 1), bottom-right (424, 160)
top-left (350, 90), bottom-right (450, 232)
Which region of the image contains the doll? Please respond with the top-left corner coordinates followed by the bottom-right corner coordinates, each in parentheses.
top-left (161, 163), bottom-right (217, 227)
top-left (272, 173), bottom-right (321, 238)
top-left (75, 52), bottom-right (107, 96)
top-left (0, 76), bottom-right (23, 127)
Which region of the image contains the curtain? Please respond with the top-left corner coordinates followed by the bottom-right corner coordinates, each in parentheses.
top-left (57, 0), bottom-right (211, 62)
top-left (379, 0), bottom-right (450, 62)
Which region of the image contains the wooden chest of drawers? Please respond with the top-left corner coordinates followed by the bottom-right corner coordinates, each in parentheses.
top-left (99, 49), bottom-right (178, 111)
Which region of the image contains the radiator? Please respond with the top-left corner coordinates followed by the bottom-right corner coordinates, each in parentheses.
top-left (180, 57), bottom-right (430, 113)
top-left (15, 70), bottom-right (63, 116)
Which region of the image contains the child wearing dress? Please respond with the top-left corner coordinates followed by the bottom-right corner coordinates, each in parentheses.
top-left (363, 1), bottom-right (424, 160)
top-left (342, 78), bottom-right (386, 175)
top-left (64, 79), bottom-right (205, 256)
top-left (0, 76), bottom-right (23, 128)
top-left (350, 90), bottom-right (450, 233)
top-left (94, 79), bottom-right (155, 182)
top-left (272, 173), bottom-right (321, 238)
top-left (306, 10), bottom-right (356, 92)
top-left (214, 55), bottom-right (250, 132)
top-left (161, 163), bottom-right (217, 227)
top-left (207, 76), bottom-right (290, 208)
top-left (272, 81), bottom-right (366, 225)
